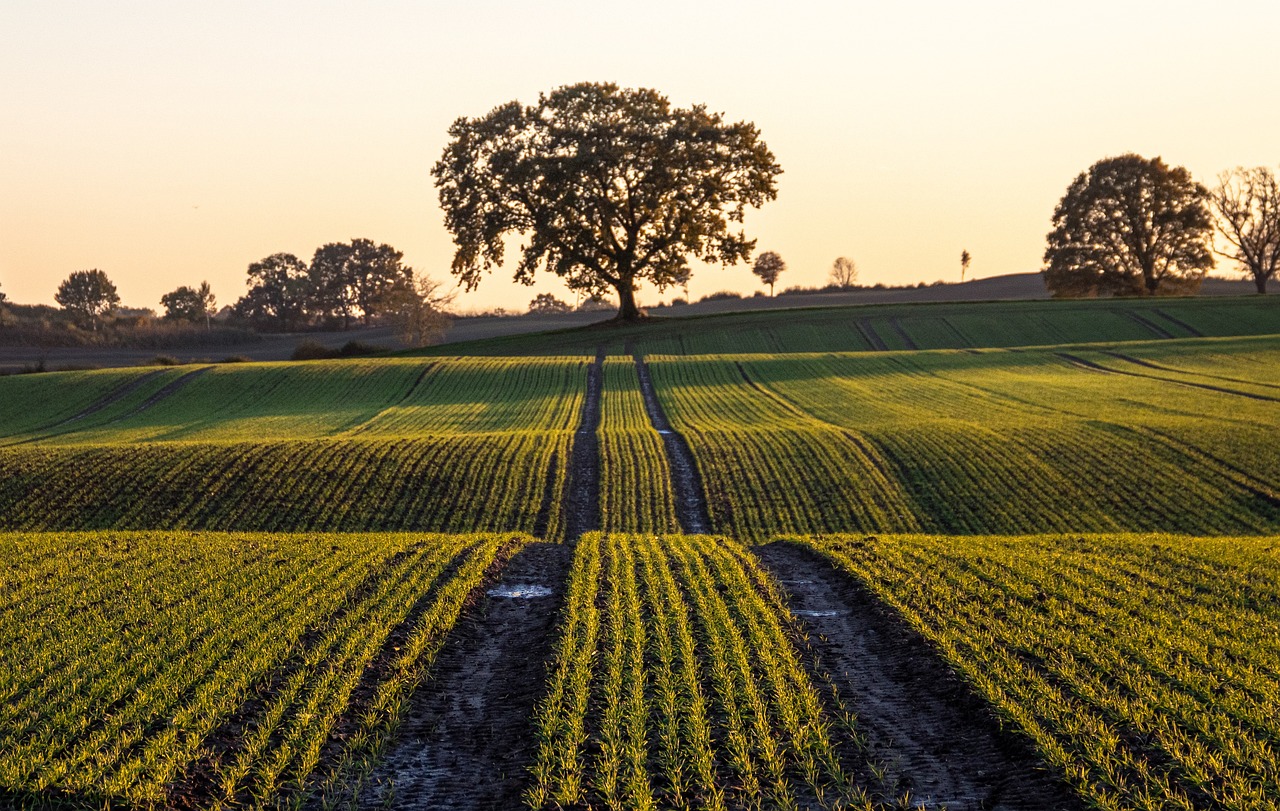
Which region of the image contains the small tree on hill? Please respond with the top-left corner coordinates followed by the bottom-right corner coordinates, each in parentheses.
top-left (1043, 154), bottom-right (1214, 297)
top-left (161, 281), bottom-right (216, 327)
top-left (960, 249), bottom-right (971, 282)
top-left (433, 82), bottom-right (782, 321)
top-left (56, 269), bottom-right (120, 329)
top-left (1211, 166), bottom-right (1280, 294)
top-left (528, 293), bottom-right (572, 314)
top-left (829, 256), bottom-right (858, 289)
top-left (752, 251), bottom-right (786, 296)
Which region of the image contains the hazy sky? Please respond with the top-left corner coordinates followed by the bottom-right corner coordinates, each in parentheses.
top-left (3, 1), bottom-right (1278, 313)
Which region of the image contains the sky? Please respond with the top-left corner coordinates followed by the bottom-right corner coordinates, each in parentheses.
top-left (2, 0), bottom-right (1279, 314)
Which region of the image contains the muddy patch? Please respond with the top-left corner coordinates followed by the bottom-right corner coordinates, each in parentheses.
top-left (754, 542), bottom-right (1080, 811)
top-left (360, 542), bottom-right (572, 810)
top-left (562, 350), bottom-right (604, 540)
top-left (632, 354), bottom-right (711, 533)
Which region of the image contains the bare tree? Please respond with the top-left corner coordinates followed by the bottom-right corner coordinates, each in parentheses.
top-left (385, 273), bottom-right (454, 347)
top-left (751, 251), bottom-right (786, 296)
top-left (1211, 167), bottom-right (1280, 294)
top-left (829, 256), bottom-right (858, 289)
top-left (961, 249), bottom-right (971, 282)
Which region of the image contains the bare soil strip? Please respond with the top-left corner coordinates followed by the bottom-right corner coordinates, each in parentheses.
top-left (858, 319), bottom-right (890, 351)
top-left (1058, 352), bottom-right (1280, 402)
top-left (1152, 308), bottom-right (1204, 337)
top-left (633, 353), bottom-right (712, 533)
top-left (532, 451), bottom-right (559, 538)
top-left (562, 349), bottom-right (604, 540)
top-left (359, 542), bottom-right (573, 810)
top-left (754, 543), bottom-right (1081, 811)
top-left (1123, 311), bottom-right (1175, 339)
top-left (889, 317), bottom-right (920, 349)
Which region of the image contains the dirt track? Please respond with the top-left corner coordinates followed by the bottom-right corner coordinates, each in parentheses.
top-left (562, 350), bottom-right (603, 540)
top-left (632, 353), bottom-right (711, 533)
top-left (755, 542), bottom-right (1080, 811)
top-left (360, 542), bottom-right (572, 810)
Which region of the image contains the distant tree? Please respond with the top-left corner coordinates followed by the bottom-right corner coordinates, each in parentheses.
top-left (160, 281), bottom-right (216, 326)
top-left (1043, 154), bottom-right (1214, 297)
top-left (0, 281), bottom-right (6, 304)
top-left (308, 239), bottom-right (411, 328)
top-left (752, 251), bottom-right (786, 296)
top-left (381, 273), bottom-right (453, 347)
top-left (235, 253), bottom-right (311, 330)
top-left (528, 293), bottom-right (573, 315)
top-left (960, 249), bottom-right (971, 282)
top-left (55, 269), bottom-right (120, 329)
top-left (829, 256), bottom-right (858, 289)
top-left (1210, 166), bottom-right (1280, 294)
top-left (433, 82), bottom-right (781, 321)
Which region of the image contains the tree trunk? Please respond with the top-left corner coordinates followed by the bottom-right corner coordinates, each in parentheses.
top-left (614, 279), bottom-right (643, 321)
top-left (1256, 275), bottom-right (1268, 294)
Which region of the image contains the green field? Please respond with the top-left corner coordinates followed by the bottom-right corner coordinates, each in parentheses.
top-left (2, 296), bottom-right (1279, 809)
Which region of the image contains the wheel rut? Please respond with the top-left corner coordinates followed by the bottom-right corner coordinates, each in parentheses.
top-left (632, 352), bottom-right (712, 533)
top-left (562, 349), bottom-right (603, 540)
top-left (754, 542), bottom-right (1080, 811)
top-left (1058, 353), bottom-right (1280, 402)
top-left (3, 369), bottom-right (167, 444)
top-left (359, 542), bottom-right (573, 810)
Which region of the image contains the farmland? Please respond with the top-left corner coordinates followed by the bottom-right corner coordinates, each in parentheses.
top-left (2, 296), bottom-right (1279, 809)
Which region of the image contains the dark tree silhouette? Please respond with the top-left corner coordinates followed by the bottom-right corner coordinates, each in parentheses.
top-left (1211, 166), bottom-right (1280, 294)
top-left (309, 239), bottom-right (412, 327)
top-left (433, 82), bottom-right (782, 321)
top-left (1043, 154), bottom-right (1214, 297)
top-left (752, 251), bottom-right (786, 296)
top-left (235, 253), bottom-right (311, 330)
top-left (829, 256), bottom-right (857, 289)
top-left (528, 293), bottom-right (572, 314)
top-left (55, 269), bottom-right (120, 329)
top-left (961, 249), bottom-right (971, 282)
top-left (161, 282), bottom-right (215, 326)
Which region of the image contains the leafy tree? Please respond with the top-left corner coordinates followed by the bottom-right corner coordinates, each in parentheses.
top-left (433, 82), bottom-right (782, 321)
top-left (829, 256), bottom-right (858, 289)
top-left (161, 281), bottom-right (216, 326)
top-left (55, 269), bottom-right (120, 329)
top-left (961, 249), bottom-right (971, 282)
top-left (528, 293), bottom-right (572, 314)
top-left (235, 253), bottom-right (312, 330)
top-left (751, 251), bottom-right (786, 296)
top-left (381, 273), bottom-right (453, 347)
top-left (1210, 166), bottom-right (1280, 294)
top-left (308, 239), bottom-right (411, 327)
top-left (1043, 154), bottom-right (1214, 297)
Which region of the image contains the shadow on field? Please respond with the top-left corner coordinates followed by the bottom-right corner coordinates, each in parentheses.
top-left (755, 542), bottom-right (1081, 811)
top-left (0, 786), bottom-right (139, 810)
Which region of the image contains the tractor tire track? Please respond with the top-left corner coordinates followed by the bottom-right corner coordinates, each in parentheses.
top-left (2, 369), bottom-right (168, 444)
top-left (1153, 308), bottom-right (1204, 337)
top-left (1123, 311), bottom-right (1175, 339)
top-left (888, 317), bottom-right (919, 349)
top-left (1057, 353), bottom-right (1280, 402)
top-left (632, 353), bottom-right (712, 534)
top-left (562, 350), bottom-right (603, 540)
top-left (857, 319), bottom-right (890, 351)
top-left (359, 542), bottom-right (572, 811)
top-left (102, 366), bottom-right (213, 425)
top-left (343, 362), bottom-right (438, 436)
top-left (755, 542), bottom-right (1081, 811)
top-left (1101, 351), bottom-right (1280, 392)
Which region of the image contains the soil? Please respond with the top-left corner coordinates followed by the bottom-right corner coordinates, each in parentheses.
top-left (632, 354), bottom-right (712, 533)
top-left (754, 542), bottom-right (1081, 811)
top-left (359, 542), bottom-right (573, 810)
top-left (858, 319), bottom-right (889, 351)
top-left (562, 350), bottom-right (603, 540)
top-left (889, 317), bottom-right (920, 350)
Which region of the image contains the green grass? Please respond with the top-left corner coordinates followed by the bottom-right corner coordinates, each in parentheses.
top-left (528, 534), bottom-right (865, 810)
top-left (410, 296), bottom-right (1280, 357)
top-left (0, 530), bottom-right (523, 809)
top-left (794, 533), bottom-right (1280, 811)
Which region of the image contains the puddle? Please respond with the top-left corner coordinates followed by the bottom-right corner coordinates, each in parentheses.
top-left (487, 584), bottom-right (554, 599)
top-left (780, 579), bottom-right (815, 585)
top-left (793, 609), bottom-right (847, 618)
top-left (656, 429), bottom-right (674, 435)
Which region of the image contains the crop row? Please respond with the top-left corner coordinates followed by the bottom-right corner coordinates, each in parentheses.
top-left (528, 533), bottom-right (865, 810)
top-left (0, 530), bottom-right (520, 809)
top-left (798, 533), bottom-right (1280, 811)
top-left (0, 434), bottom-right (570, 536)
top-left (597, 360), bottom-right (679, 534)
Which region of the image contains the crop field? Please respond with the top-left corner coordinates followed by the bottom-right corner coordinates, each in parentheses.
top-left (527, 533), bottom-right (866, 811)
top-left (2, 298), bottom-right (1280, 809)
top-left (0, 530), bottom-right (522, 809)
top-left (795, 533), bottom-right (1280, 811)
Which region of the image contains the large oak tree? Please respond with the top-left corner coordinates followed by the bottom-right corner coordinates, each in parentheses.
top-left (433, 82), bottom-right (782, 321)
top-left (1043, 154), bottom-right (1214, 297)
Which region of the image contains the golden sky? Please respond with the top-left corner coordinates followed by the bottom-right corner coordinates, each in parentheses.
top-left (2, 0), bottom-right (1278, 313)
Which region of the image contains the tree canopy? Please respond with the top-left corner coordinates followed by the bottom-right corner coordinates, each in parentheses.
top-left (829, 257), bottom-right (857, 289)
top-left (1211, 166), bottom-right (1280, 294)
top-left (161, 282), bottom-right (215, 324)
top-left (55, 269), bottom-right (120, 328)
top-left (1043, 154), bottom-right (1214, 297)
top-left (433, 82), bottom-right (782, 321)
top-left (751, 251), bottom-right (786, 296)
